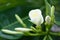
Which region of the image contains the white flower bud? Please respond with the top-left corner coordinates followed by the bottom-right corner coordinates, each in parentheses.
top-left (1, 29), bottom-right (23, 34)
top-left (15, 28), bottom-right (32, 32)
top-left (15, 14), bottom-right (27, 27)
top-left (29, 9), bottom-right (44, 26)
top-left (45, 15), bottom-right (51, 24)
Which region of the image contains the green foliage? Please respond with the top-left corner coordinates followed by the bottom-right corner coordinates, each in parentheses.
top-left (0, 0), bottom-right (60, 40)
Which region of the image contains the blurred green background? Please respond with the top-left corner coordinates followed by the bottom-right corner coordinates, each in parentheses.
top-left (0, 0), bottom-right (60, 40)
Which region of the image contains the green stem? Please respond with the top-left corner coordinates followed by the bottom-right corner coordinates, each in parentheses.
top-left (31, 26), bottom-right (38, 32)
top-left (24, 32), bottom-right (46, 36)
top-left (50, 32), bottom-right (60, 36)
top-left (43, 35), bottom-right (47, 40)
top-left (43, 35), bottom-right (53, 40)
top-left (36, 25), bottom-right (42, 32)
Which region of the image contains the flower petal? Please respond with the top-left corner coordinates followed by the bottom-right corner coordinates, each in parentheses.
top-left (29, 9), bottom-right (44, 25)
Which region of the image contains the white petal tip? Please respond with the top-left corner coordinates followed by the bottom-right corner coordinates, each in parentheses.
top-left (15, 28), bottom-right (32, 32)
top-left (1, 29), bottom-right (22, 34)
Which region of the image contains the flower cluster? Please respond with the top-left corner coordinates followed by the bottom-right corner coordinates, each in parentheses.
top-left (1, 8), bottom-right (55, 35)
top-left (29, 9), bottom-right (51, 26)
top-left (1, 3), bottom-right (56, 38)
top-left (1, 4), bottom-right (57, 40)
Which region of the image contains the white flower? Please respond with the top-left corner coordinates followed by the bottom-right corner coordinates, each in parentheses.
top-left (1, 29), bottom-right (23, 34)
top-left (15, 28), bottom-right (32, 32)
top-left (45, 15), bottom-right (51, 24)
top-left (29, 9), bottom-right (44, 26)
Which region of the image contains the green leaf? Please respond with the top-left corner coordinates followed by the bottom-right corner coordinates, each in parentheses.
top-left (0, 6), bottom-right (33, 39)
top-left (43, 35), bottom-right (53, 40)
top-left (55, 21), bottom-right (60, 25)
top-left (45, 0), bottom-right (51, 15)
top-left (48, 35), bottom-right (53, 40)
top-left (50, 32), bottom-right (60, 36)
top-left (0, 0), bottom-right (28, 11)
top-left (0, 17), bottom-right (33, 39)
top-left (0, 31), bottom-right (22, 39)
top-left (0, 21), bottom-right (23, 39)
top-left (33, 36), bottom-right (40, 40)
top-left (55, 11), bottom-right (60, 25)
top-left (43, 36), bottom-right (47, 40)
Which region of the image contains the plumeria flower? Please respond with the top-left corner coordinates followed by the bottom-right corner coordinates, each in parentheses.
top-left (45, 15), bottom-right (51, 24)
top-left (15, 28), bottom-right (32, 32)
top-left (29, 9), bottom-right (44, 26)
